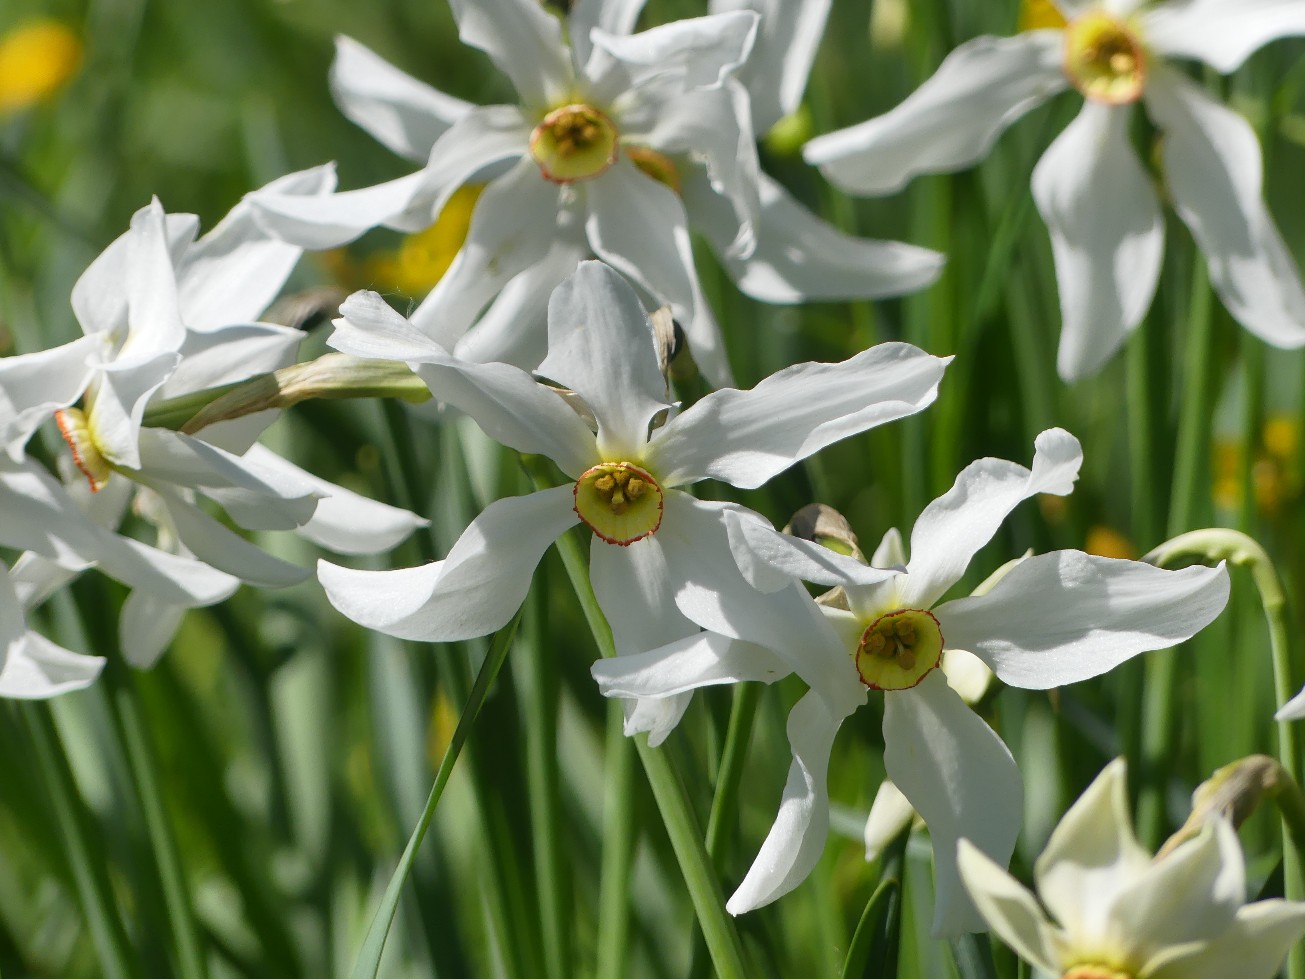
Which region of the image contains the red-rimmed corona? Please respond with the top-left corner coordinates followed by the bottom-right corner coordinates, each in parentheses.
top-left (572, 461), bottom-right (665, 546)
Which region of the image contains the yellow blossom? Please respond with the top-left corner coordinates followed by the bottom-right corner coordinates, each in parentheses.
top-left (0, 19), bottom-right (81, 113)
top-left (368, 184), bottom-right (483, 296)
top-left (1020, 0), bottom-right (1067, 32)
top-left (1084, 526), bottom-right (1135, 560)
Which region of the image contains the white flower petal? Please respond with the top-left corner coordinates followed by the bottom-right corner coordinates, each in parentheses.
top-left (119, 200), bottom-right (186, 360)
top-left (935, 552), bottom-right (1230, 689)
top-left (330, 36), bottom-right (473, 162)
top-left (882, 670), bottom-right (1023, 936)
top-left (721, 508), bottom-right (895, 593)
top-left (871, 527), bottom-right (907, 570)
top-left (447, 0), bottom-right (573, 105)
top-left (330, 290), bottom-right (452, 361)
top-left (0, 632), bottom-right (104, 699)
top-left (1145, 71), bottom-right (1305, 348)
top-left (162, 323), bottom-right (301, 401)
top-left (538, 261), bottom-right (671, 459)
top-left (1147, 900), bottom-right (1305, 979)
top-left (1032, 758), bottom-right (1153, 946)
top-left (569, 0), bottom-right (649, 71)
top-left (1031, 102), bottom-right (1164, 381)
top-left (1143, 0), bottom-right (1305, 73)
top-left (87, 351), bottom-right (181, 469)
top-left (955, 840), bottom-right (1062, 973)
top-left (941, 649), bottom-right (993, 705)
top-left (591, 12), bottom-right (758, 92)
top-left (1276, 684), bottom-right (1305, 721)
top-left (177, 165), bottom-right (336, 329)
top-left (0, 337), bottom-right (99, 459)
top-left (318, 486), bottom-right (577, 642)
top-left (720, 173), bottom-right (945, 303)
top-left (900, 428), bottom-right (1082, 609)
top-left (803, 32), bottom-right (1067, 195)
top-left (241, 444), bottom-right (427, 555)
top-left (727, 690), bottom-right (844, 913)
top-left (410, 155), bottom-right (560, 347)
top-left (864, 779), bottom-right (917, 861)
top-left (590, 629), bottom-right (788, 700)
top-left (648, 341), bottom-right (950, 490)
top-left (119, 591), bottom-right (192, 669)
top-left (156, 487), bottom-right (309, 589)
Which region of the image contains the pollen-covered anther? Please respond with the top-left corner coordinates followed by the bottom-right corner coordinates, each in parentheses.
top-left (1064, 11), bottom-right (1147, 104)
top-left (855, 608), bottom-right (944, 691)
top-left (573, 461), bottom-right (664, 546)
top-left (625, 145), bottom-right (682, 194)
top-left (55, 407), bottom-right (111, 492)
top-left (530, 103), bottom-right (619, 183)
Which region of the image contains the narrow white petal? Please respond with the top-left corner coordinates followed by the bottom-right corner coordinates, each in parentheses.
top-left (330, 290), bottom-right (452, 362)
top-left (720, 173), bottom-right (945, 303)
top-left (590, 630), bottom-right (788, 699)
top-left (0, 633), bottom-right (104, 699)
top-left (803, 32), bottom-right (1067, 195)
top-left (883, 671), bottom-right (1023, 936)
top-left (727, 691), bottom-right (844, 913)
top-left (1032, 758), bottom-right (1153, 947)
top-left (1031, 102), bottom-right (1164, 381)
top-left (590, 12), bottom-right (758, 91)
top-left (330, 36), bottom-right (473, 162)
top-left (120, 200), bottom-right (186, 361)
top-left (901, 428), bottom-right (1082, 609)
top-left (318, 486), bottom-right (577, 642)
top-left (177, 165), bottom-right (336, 329)
top-left (955, 841), bottom-right (1062, 972)
top-left (864, 779), bottom-right (917, 861)
top-left (448, 0), bottom-right (573, 105)
top-left (1144, 0), bottom-right (1305, 73)
top-left (157, 488), bottom-right (309, 589)
top-left (1276, 684), bottom-right (1305, 721)
top-left (538, 261), bottom-right (671, 460)
top-left (648, 342), bottom-right (949, 490)
top-left (119, 591), bottom-right (191, 669)
top-left (721, 507), bottom-right (896, 593)
top-left (569, 0), bottom-right (649, 70)
top-left (871, 527), bottom-right (907, 569)
top-left (1147, 900), bottom-right (1305, 979)
top-left (86, 351), bottom-right (180, 470)
top-left (936, 552), bottom-right (1230, 689)
top-left (0, 337), bottom-right (99, 459)
top-left (1145, 71), bottom-right (1305, 348)
top-left (162, 323), bottom-right (300, 401)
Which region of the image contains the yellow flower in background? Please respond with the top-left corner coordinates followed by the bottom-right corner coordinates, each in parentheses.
top-left (1213, 413), bottom-right (1301, 516)
top-left (1085, 525), bottom-right (1135, 560)
top-left (0, 19), bottom-right (81, 113)
top-left (1019, 0), bottom-right (1066, 32)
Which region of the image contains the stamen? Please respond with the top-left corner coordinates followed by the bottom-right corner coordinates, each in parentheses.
top-left (1063, 12), bottom-right (1146, 104)
top-left (855, 608), bottom-right (944, 691)
top-left (625, 145), bottom-right (682, 194)
top-left (530, 103), bottom-right (619, 183)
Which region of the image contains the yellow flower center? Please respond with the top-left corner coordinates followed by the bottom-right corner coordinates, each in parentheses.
top-left (1063, 966), bottom-right (1134, 979)
top-left (855, 608), bottom-right (944, 691)
top-left (55, 407), bottom-right (112, 492)
top-left (1063, 11), bottom-right (1147, 104)
top-left (573, 461), bottom-right (664, 546)
top-left (625, 146), bottom-right (682, 194)
top-left (530, 103), bottom-right (619, 183)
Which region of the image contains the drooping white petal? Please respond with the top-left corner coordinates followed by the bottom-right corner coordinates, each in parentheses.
top-left (569, 0), bottom-right (649, 71)
top-left (711, 0), bottom-right (831, 132)
top-left (136, 428), bottom-right (319, 532)
top-left (318, 486), bottom-right (578, 642)
top-left (718, 173), bottom-right (945, 303)
top-left (647, 342), bottom-right (950, 490)
top-left (538, 261), bottom-right (671, 459)
top-left (872, 527), bottom-right (907, 570)
top-left (161, 323), bottom-right (301, 400)
top-left (900, 428), bottom-right (1082, 609)
top-left (590, 630), bottom-right (788, 699)
top-left (1143, 0), bottom-right (1305, 74)
top-left (86, 351), bottom-right (181, 470)
top-left (411, 156), bottom-right (560, 347)
top-left (1146, 900), bottom-right (1305, 979)
top-left (955, 840), bottom-right (1062, 973)
top-left (1107, 819), bottom-right (1244, 963)
top-left (0, 633), bottom-right (104, 699)
top-left (447, 0), bottom-right (573, 106)
top-left (119, 591), bottom-right (194, 669)
top-left (864, 779), bottom-right (917, 861)
top-left (330, 36), bottom-right (473, 162)
top-left (1145, 70), bottom-right (1305, 349)
top-left (0, 336), bottom-right (100, 459)
top-left (1032, 758), bottom-right (1153, 946)
top-left (935, 552), bottom-right (1230, 689)
top-left (803, 32), bottom-right (1067, 195)
top-left (721, 507), bottom-right (896, 593)
top-left (882, 670), bottom-right (1023, 936)
top-left (240, 444), bottom-right (427, 555)
top-left (727, 690), bottom-right (844, 913)
top-left (330, 290), bottom-right (452, 361)
top-left (1032, 102), bottom-right (1165, 381)
top-left (119, 199), bottom-right (186, 360)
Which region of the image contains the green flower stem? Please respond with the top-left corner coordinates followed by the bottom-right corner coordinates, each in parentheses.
top-left (1137, 263), bottom-right (1215, 847)
top-left (1145, 527), bottom-right (1303, 979)
top-left (596, 703), bottom-right (636, 979)
top-left (840, 873), bottom-right (900, 979)
top-left (18, 704), bottom-right (135, 979)
top-left (101, 655), bottom-right (210, 979)
top-left (705, 682), bottom-right (761, 859)
top-left (141, 354), bottom-right (431, 433)
top-left (349, 609), bottom-right (524, 979)
top-left (526, 459), bottom-right (751, 979)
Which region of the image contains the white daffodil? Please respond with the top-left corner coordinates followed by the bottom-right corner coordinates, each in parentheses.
top-left (591, 429), bottom-right (1230, 931)
top-left (318, 260), bottom-right (948, 742)
top-left (251, 0), bottom-right (942, 383)
top-left (0, 559), bottom-right (104, 699)
top-left (958, 758), bottom-right (1305, 979)
top-left (803, 0), bottom-right (1305, 381)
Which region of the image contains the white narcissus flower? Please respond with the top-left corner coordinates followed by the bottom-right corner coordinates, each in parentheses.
top-left (591, 430), bottom-right (1230, 932)
top-left (251, 0), bottom-right (942, 383)
top-left (318, 260), bottom-right (949, 742)
top-left (959, 758), bottom-right (1305, 979)
top-left (0, 559), bottom-right (104, 699)
top-left (803, 0), bottom-right (1305, 381)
